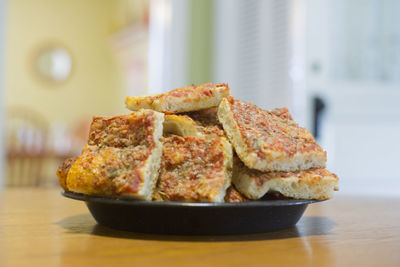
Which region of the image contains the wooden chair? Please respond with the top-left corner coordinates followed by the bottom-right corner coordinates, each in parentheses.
top-left (6, 106), bottom-right (49, 187)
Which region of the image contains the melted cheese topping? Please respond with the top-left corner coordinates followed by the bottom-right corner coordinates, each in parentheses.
top-left (67, 145), bottom-right (150, 195)
top-left (228, 98), bottom-right (323, 158)
top-left (66, 110), bottom-right (162, 196)
top-left (126, 83), bottom-right (230, 114)
top-left (157, 135), bottom-right (228, 202)
top-left (163, 83), bottom-right (227, 99)
top-left (88, 111), bottom-right (156, 148)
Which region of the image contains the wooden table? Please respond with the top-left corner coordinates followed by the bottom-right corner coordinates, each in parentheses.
top-left (1, 189), bottom-right (399, 267)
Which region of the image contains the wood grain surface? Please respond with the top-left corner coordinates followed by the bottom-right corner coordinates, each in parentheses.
top-left (1, 188), bottom-right (399, 267)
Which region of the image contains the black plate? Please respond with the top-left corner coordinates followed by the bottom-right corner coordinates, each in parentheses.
top-left (62, 191), bottom-right (321, 235)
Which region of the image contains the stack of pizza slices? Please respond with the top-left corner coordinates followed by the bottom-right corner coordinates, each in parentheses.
top-left (57, 83), bottom-right (338, 202)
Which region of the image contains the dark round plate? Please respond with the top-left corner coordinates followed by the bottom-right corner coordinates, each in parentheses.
top-left (62, 191), bottom-right (322, 235)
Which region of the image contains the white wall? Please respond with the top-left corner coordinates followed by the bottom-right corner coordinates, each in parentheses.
top-left (213, 0), bottom-right (292, 110)
top-left (148, 0), bottom-right (189, 94)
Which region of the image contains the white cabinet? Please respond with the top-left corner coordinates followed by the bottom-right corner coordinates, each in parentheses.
top-left (306, 0), bottom-right (400, 196)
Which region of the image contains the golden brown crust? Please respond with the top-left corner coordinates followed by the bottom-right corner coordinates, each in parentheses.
top-left (166, 83), bottom-right (227, 99)
top-left (224, 186), bottom-right (248, 203)
top-left (56, 157), bottom-right (77, 191)
top-left (235, 156), bottom-right (337, 185)
top-left (126, 83), bottom-right (231, 113)
top-left (232, 157), bottom-right (339, 200)
top-left (67, 145), bottom-right (149, 196)
top-left (156, 135), bottom-right (232, 202)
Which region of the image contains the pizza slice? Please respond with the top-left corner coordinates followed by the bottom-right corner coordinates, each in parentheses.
top-left (232, 157), bottom-right (339, 200)
top-left (218, 97), bottom-right (326, 172)
top-left (126, 83), bottom-right (231, 113)
top-left (155, 135), bottom-right (232, 202)
top-left (65, 110), bottom-right (164, 200)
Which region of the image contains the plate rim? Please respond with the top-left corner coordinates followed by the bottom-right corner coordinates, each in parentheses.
top-left (62, 190), bottom-right (323, 207)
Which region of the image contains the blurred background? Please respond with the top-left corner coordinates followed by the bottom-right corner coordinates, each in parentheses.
top-left (0, 0), bottom-right (399, 196)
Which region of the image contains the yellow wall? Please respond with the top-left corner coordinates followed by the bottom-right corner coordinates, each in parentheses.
top-left (5, 0), bottom-right (127, 126)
